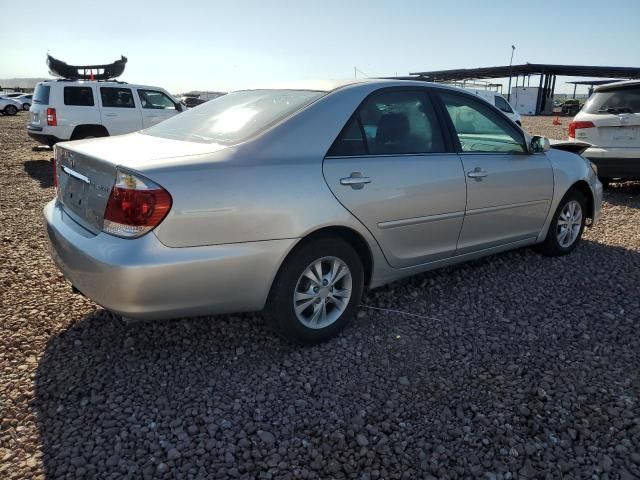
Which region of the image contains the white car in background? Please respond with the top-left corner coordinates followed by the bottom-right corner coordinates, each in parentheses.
top-left (27, 80), bottom-right (185, 146)
top-left (568, 80), bottom-right (640, 183)
top-left (4, 93), bottom-right (33, 110)
top-left (0, 96), bottom-right (22, 115)
top-left (464, 89), bottom-right (522, 126)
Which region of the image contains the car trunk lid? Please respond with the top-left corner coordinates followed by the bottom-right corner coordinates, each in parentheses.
top-left (584, 113), bottom-right (640, 148)
top-left (54, 133), bottom-right (227, 233)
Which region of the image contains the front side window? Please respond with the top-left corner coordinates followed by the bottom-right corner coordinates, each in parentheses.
top-left (494, 96), bottom-right (513, 113)
top-left (143, 89), bottom-right (324, 144)
top-left (64, 86), bottom-right (94, 106)
top-left (138, 89), bottom-right (176, 109)
top-left (328, 89), bottom-right (445, 156)
top-left (101, 87), bottom-right (135, 108)
top-left (583, 86), bottom-right (640, 114)
top-left (439, 92), bottom-right (526, 153)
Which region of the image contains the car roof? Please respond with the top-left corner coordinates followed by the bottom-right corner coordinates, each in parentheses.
top-left (594, 79), bottom-right (640, 92)
top-left (236, 78), bottom-right (454, 94)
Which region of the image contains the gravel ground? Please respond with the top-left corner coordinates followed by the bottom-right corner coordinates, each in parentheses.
top-left (1, 112), bottom-right (639, 479)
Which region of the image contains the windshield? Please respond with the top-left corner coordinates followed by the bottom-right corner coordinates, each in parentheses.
top-left (584, 86), bottom-right (640, 114)
top-left (142, 89), bottom-right (325, 144)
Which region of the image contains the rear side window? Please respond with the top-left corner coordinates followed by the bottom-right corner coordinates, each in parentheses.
top-left (584, 86), bottom-right (640, 114)
top-left (101, 87), bottom-right (135, 108)
top-left (64, 87), bottom-right (94, 106)
top-left (328, 89), bottom-right (445, 156)
top-left (494, 96), bottom-right (513, 113)
top-left (32, 85), bottom-right (50, 105)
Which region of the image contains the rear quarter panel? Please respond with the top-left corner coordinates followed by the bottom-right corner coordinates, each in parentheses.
top-left (148, 83), bottom-right (389, 261)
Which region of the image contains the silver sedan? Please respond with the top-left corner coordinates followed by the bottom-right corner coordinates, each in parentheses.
top-left (45, 79), bottom-right (602, 344)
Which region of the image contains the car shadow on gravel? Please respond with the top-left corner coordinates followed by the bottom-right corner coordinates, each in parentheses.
top-left (33, 240), bottom-right (640, 478)
top-left (603, 181), bottom-right (640, 208)
top-left (24, 159), bottom-right (54, 188)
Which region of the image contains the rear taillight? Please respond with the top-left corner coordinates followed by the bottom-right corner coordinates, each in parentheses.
top-left (103, 169), bottom-right (172, 238)
top-left (46, 108), bottom-right (57, 126)
top-left (568, 121), bottom-right (595, 138)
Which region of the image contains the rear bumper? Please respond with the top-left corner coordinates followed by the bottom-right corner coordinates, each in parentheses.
top-left (27, 127), bottom-right (63, 146)
top-left (44, 200), bottom-right (295, 319)
top-left (584, 147), bottom-right (640, 179)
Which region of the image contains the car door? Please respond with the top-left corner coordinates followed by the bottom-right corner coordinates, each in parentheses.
top-left (99, 86), bottom-right (143, 135)
top-left (322, 88), bottom-right (467, 268)
top-left (137, 88), bottom-right (180, 128)
top-left (436, 90), bottom-right (553, 254)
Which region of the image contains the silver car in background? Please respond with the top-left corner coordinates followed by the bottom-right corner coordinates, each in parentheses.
top-left (45, 79), bottom-right (602, 344)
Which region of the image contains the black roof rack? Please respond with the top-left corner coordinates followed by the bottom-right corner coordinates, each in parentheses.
top-left (47, 54), bottom-right (127, 80)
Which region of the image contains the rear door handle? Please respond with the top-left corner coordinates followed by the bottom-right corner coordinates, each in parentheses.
top-left (104, 113), bottom-right (118, 117)
top-left (340, 172), bottom-right (371, 190)
top-left (467, 168), bottom-right (488, 180)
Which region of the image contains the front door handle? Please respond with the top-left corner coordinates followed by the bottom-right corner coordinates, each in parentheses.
top-left (467, 168), bottom-right (488, 180)
top-left (340, 172), bottom-right (371, 190)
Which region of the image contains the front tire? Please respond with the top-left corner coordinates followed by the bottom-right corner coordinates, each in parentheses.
top-left (4, 105), bottom-right (18, 116)
top-left (265, 236), bottom-right (364, 345)
top-left (535, 189), bottom-right (587, 256)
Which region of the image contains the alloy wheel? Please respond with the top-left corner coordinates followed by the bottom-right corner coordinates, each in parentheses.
top-left (557, 200), bottom-right (582, 248)
top-left (293, 256), bottom-right (352, 329)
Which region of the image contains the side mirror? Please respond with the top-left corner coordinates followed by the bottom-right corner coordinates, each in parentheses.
top-left (176, 102), bottom-right (185, 112)
top-left (530, 135), bottom-right (550, 153)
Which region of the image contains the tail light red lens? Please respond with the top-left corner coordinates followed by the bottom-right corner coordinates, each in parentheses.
top-left (568, 121), bottom-right (595, 138)
top-left (103, 169), bottom-right (172, 238)
top-left (46, 108), bottom-right (57, 126)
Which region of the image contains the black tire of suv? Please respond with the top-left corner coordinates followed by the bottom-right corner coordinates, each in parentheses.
top-left (535, 189), bottom-right (587, 257)
top-left (265, 236), bottom-right (364, 345)
top-left (4, 105), bottom-right (18, 116)
top-left (71, 126), bottom-right (109, 140)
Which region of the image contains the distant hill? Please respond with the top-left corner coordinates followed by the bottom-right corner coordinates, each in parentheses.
top-left (0, 78), bottom-right (51, 90)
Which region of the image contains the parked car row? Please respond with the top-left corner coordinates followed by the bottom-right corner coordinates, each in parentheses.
top-left (44, 79), bottom-right (602, 344)
top-left (2, 92), bottom-right (32, 110)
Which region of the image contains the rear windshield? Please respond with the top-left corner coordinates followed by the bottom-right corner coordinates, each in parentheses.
top-left (584, 86), bottom-right (640, 114)
top-left (142, 89), bottom-right (325, 144)
top-left (33, 84), bottom-right (50, 105)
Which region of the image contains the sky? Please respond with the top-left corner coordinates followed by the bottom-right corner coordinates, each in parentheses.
top-left (1, 0), bottom-right (639, 94)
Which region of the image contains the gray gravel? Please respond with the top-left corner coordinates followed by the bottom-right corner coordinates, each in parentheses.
top-left (1, 113), bottom-right (640, 479)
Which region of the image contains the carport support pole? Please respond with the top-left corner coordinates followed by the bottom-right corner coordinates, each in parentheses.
top-left (550, 75), bottom-right (557, 104)
top-left (573, 84), bottom-right (577, 99)
top-left (536, 74), bottom-right (544, 115)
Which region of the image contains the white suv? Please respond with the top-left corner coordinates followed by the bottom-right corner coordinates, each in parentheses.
top-left (27, 80), bottom-right (185, 146)
top-left (569, 80), bottom-right (640, 182)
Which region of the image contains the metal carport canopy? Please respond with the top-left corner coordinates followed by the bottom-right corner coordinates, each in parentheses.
top-left (409, 63), bottom-right (640, 82)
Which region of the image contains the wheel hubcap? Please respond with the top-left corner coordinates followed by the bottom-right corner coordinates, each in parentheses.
top-left (293, 256), bottom-right (352, 329)
top-left (556, 200), bottom-right (582, 248)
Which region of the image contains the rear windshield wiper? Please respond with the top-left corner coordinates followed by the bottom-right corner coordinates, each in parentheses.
top-left (598, 107), bottom-right (634, 114)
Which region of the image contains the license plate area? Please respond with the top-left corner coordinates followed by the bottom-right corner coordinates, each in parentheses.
top-left (611, 127), bottom-right (639, 141)
top-left (59, 169), bottom-right (90, 219)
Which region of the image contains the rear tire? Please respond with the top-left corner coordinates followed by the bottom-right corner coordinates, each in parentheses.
top-left (4, 105), bottom-right (18, 116)
top-left (535, 189), bottom-right (587, 256)
top-left (265, 236), bottom-right (364, 345)
top-left (23, 103), bottom-right (30, 111)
